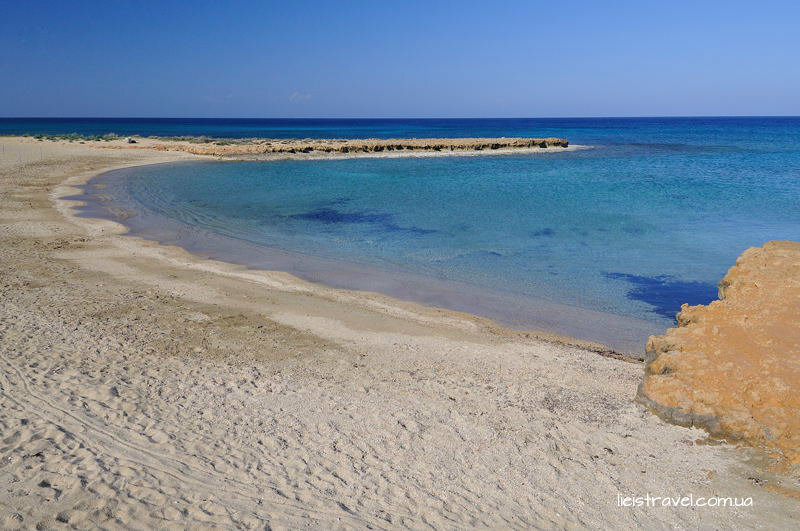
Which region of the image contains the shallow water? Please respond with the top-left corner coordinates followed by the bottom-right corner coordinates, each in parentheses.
top-left (74, 117), bottom-right (800, 354)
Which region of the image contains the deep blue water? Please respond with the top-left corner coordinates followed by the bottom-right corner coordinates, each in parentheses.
top-left (73, 117), bottom-right (800, 352)
top-left (5, 116), bottom-right (800, 142)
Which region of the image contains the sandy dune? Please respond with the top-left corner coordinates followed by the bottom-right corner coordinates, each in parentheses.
top-left (0, 137), bottom-right (797, 530)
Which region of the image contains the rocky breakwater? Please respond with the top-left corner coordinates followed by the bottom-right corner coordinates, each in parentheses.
top-left (139, 137), bottom-right (569, 157)
top-left (638, 241), bottom-right (800, 461)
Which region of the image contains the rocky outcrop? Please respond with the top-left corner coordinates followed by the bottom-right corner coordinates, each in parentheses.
top-left (123, 137), bottom-right (569, 157)
top-left (638, 241), bottom-right (800, 461)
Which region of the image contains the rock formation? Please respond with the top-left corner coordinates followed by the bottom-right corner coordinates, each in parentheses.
top-left (638, 241), bottom-right (800, 461)
top-left (119, 136), bottom-right (569, 157)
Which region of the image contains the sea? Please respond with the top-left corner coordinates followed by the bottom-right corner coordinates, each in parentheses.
top-left (12, 117), bottom-right (797, 354)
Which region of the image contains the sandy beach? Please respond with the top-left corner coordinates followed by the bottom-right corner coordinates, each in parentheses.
top-left (1, 136), bottom-right (798, 530)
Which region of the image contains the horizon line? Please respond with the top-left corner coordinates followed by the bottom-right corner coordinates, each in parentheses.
top-left (2, 115), bottom-right (800, 120)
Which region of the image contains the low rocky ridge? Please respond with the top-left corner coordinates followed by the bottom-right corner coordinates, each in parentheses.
top-left (114, 136), bottom-right (569, 157)
top-left (163, 136), bottom-right (565, 154)
top-left (17, 134), bottom-right (572, 158)
top-left (638, 241), bottom-right (800, 461)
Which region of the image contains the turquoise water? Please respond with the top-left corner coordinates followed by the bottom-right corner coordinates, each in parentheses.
top-left (77, 118), bottom-right (800, 353)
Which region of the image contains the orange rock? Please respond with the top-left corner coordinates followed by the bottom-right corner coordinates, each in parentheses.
top-left (638, 241), bottom-right (800, 461)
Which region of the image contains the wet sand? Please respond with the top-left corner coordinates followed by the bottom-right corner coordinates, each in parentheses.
top-left (1, 136), bottom-right (797, 530)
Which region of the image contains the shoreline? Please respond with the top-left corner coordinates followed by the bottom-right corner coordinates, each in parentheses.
top-left (61, 143), bottom-right (642, 361)
top-left (64, 155), bottom-right (633, 361)
top-left (8, 132), bottom-right (618, 358)
top-left (2, 136), bottom-right (798, 529)
top-left (77, 160), bottom-right (656, 357)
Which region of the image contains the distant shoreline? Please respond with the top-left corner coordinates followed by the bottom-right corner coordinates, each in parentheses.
top-left (4, 133), bottom-right (580, 160)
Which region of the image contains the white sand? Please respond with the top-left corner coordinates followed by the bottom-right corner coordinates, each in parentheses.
top-left (0, 137), bottom-right (797, 530)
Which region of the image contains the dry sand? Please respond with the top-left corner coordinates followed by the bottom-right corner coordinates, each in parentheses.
top-left (0, 137), bottom-right (797, 530)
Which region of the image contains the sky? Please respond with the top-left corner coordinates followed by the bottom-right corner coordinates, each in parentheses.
top-left (1, 0), bottom-right (799, 118)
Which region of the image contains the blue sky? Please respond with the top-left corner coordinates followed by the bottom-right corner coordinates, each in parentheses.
top-left (1, 0), bottom-right (798, 117)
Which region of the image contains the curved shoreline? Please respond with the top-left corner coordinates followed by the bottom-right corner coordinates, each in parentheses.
top-left (62, 155), bottom-right (636, 361)
top-left (24, 138), bottom-right (584, 345)
top-left (76, 159), bottom-right (656, 357)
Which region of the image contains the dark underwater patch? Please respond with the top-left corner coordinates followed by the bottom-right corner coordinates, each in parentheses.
top-left (531, 228), bottom-right (555, 237)
top-left (290, 208), bottom-right (436, 235)
top-left (444, 249), bottom-right (505, 264)
top-left (604, 272), bottom-right (718, 320)
top-left (292, 208), bottom-right (388, 224)
top-left (621, 224), bottom-right (645, 235)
